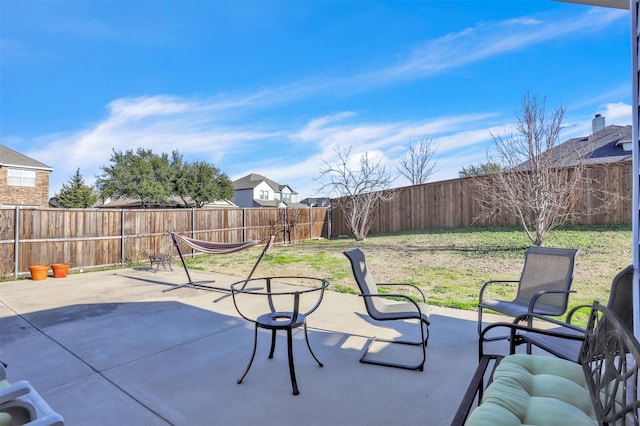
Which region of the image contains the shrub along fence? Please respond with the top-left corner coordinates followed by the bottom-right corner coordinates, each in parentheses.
top-left (330, 161), bottom-right (632, 237)
top-left (0, 206), bottom-right (329, 278)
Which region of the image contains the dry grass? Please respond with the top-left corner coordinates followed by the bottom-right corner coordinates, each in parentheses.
top-left (185, 225), bottom-right (632, 317)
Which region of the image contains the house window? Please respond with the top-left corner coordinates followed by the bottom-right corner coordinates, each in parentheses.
top-left (259, 190), bottom-right (269, 200)
top-left (8, 168), bottom-right (36, 187)
top-left (281, 193), bottom-right (291, 203)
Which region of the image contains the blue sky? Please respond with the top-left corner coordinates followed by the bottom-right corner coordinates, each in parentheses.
top-left (0, 1), bottom-right (632, 200)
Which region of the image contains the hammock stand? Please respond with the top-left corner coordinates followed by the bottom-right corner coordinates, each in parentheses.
top-left (164, 232), bottom-right (275, 298)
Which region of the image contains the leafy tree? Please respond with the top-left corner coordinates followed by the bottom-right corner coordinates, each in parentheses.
top-left (173, 160), bottom-right (233, 208)
top-left (96, 148), bottom-right (173, 207)
top-left (317, 146), bottom-right (396, 241)
top-left (397, 137), bottom-right (438, 185)
top-left (55, 169), bottom-right (97, 208)
top-left (458, 162), bottom-right (504, 178)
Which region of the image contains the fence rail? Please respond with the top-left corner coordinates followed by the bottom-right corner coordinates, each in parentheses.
top-left (329, 161), bottom-right (633, 237)
top-left (1, 206), bottom-right (329, 278)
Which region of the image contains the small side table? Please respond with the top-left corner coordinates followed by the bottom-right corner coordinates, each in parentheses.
top-left (230, 276), bottom-right (329, 395)
top-left (149, 254), bottom-right (173, 272)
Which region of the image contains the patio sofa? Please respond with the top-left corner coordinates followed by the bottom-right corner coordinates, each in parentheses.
top-left (452, 302), bottom-right (640, 425)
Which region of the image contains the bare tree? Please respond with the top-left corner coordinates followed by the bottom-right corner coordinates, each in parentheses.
top-left (397, 137), bottom-right (439, 185)
top-left (318, 147), bottom-right (396, 241)
top-left (280, 207), bottom-right (305, 243)
top-left (473, 92), bottom-right (596, 246)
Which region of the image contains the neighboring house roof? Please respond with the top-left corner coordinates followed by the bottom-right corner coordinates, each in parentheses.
top-left (283, 201), bottom-right (307, 208)
top-left (233, 173), bottom-right (298, 195)
top-left (0, 145), bottom-right (53, 171)
top-left (250, 199), bottom-right (307, 208)
top-left (516, 121), bottom-right (632, 170)
top-left (300, 197), bottom-right (330, 207)
top-left (551, 124), bottom-right (632, 167)
top-left (253, 199), bottom-right (282, 208)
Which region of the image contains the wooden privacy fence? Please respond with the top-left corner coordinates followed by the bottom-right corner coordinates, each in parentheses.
top-left (0, 206), bottom-right (329, 278)
top-left (330, 161), bottom-right (632, 237)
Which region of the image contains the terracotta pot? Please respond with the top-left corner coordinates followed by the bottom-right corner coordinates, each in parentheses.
top-left (51, 263), bottom-right (70, 278)
top-left (29, 264), bottom-right (50, 281)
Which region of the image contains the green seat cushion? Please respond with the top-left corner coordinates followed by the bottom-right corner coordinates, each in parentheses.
top-left (465, 354), bottom-right (597, 425)
top-left (0, 412), bottom-right (10, 426)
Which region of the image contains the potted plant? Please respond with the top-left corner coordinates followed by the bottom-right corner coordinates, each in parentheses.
top-left (29, 265), bottom-right (50, 280)
top-left (51, 263), bottom-right (70, 278)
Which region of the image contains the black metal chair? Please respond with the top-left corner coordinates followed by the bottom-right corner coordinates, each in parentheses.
top-left (511, 264), bottom-right (634, 362)
top-left (230, 276), bottom-right (329, 395)
top-left (343, 248), bottom-right (430, 371)
top-left (478, 246), bottom-right (579, 342)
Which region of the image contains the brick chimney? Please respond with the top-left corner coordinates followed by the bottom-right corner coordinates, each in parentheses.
top-left (592, 114), bottom-right (605, 134)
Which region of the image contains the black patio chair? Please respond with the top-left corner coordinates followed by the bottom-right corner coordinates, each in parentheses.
top-left (343, 248), bottom-right (430, 371)
top-left (478, 246), bottom-right (579, 342)
top-left (511, 264), bottom-right (633, 362)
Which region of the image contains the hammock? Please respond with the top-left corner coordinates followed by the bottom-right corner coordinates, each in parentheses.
top-left (164, 231), bottom-right (275, 297)
top-left (175, 234), bottom-right (265, 254)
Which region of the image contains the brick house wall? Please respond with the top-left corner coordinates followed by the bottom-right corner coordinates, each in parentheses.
top-left (0, 167), bottom-right (51, 207)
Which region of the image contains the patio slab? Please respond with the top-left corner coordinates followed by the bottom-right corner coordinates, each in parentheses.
top-left (0, 266), bottom-right (510, 426)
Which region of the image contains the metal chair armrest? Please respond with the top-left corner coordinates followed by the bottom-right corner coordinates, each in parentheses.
top-left (528, 289), bottom-right (575, 308)
top-left (527, 289), bottom-right (576, 315)
top-left (565, 303), bottom-right (594, 324)
top-left (478, 280), bottom-right (519, 303)
top-left (377, 282), bottom-right (427, 302)
top-left (479, 320), bottom-right (585, 359)
top-left (359, 293), bottom-right (427, 317)
top-left (451, 354), bottom-right (504, 426)
top-left (512, 312), bottom-right (585, 333)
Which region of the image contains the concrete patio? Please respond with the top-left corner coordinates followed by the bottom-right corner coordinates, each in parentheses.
top-left (0, 266), bottom-right (510, 426)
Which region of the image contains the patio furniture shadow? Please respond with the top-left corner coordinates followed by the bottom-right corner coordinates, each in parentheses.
top-left (0, 282), bottom-right (489, 425)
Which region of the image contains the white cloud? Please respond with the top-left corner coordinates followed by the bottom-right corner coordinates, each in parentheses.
top-left (23, 7), bottom-right (628, 200)
top-left (600, 102), bottom-right (632, 126)
top-left (342, 7), bottom-right (626, 89)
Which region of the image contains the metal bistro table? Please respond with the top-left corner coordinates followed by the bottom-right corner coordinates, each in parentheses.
top-left (230, 276), bottom-right (329, 395)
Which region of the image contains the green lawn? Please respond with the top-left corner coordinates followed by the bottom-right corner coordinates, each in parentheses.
top-left (186, 225), bottom-right (633, 323)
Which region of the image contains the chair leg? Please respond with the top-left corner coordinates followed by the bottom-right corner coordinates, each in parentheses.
top-left (286, 328), bottom-right (299, 395)
top-left (238, 325), bottom-right (259, 384)
top-left (304, 323), bottom-right (323, 367)
top-left (268, 329), bottom-right (277, 359)
top-left (359, 319), bottom-right (428, 371)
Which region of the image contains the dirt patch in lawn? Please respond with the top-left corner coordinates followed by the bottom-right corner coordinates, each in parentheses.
top-left (184, 227), bottom-right (632, 315)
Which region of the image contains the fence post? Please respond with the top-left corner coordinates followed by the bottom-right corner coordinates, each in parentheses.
top-left (189, 208), bottom-right (196, 258)
top-left (191, 208), bottom-right (195, 238)
top-left (243, 208), bottom-right (246, 241)
top-left (283, 207), bottom-right (287, 243)
top-left (121, 209), bottom-right (125, 266)
top-left (13, 206), bottom-right (19, 278)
